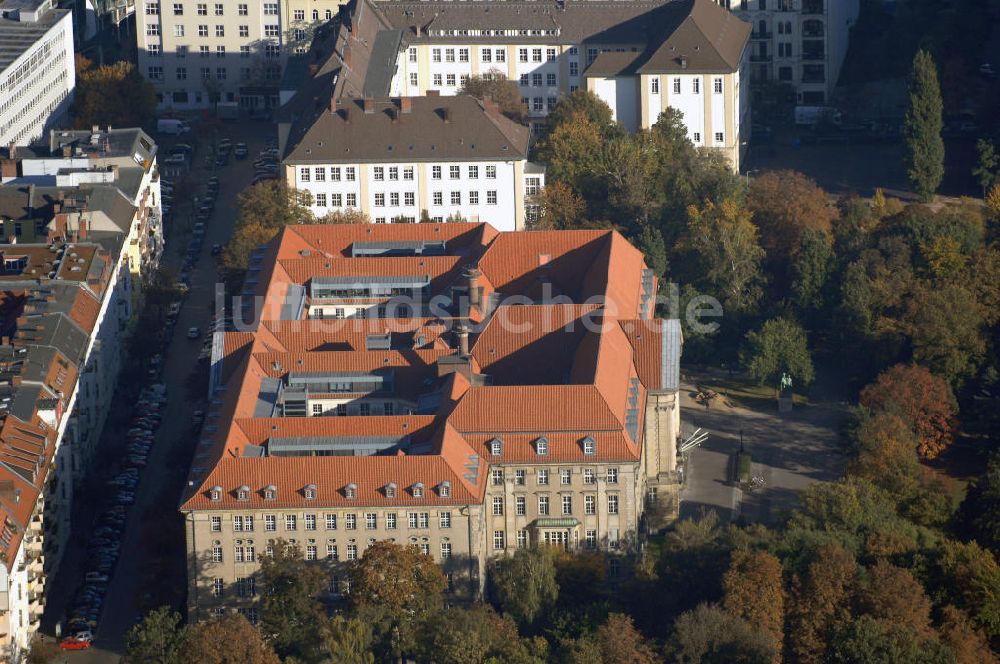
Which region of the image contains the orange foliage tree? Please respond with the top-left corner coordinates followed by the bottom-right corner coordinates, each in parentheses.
top-left (859, 363), bottom-right (957, 459)
top-left (723, 549), bottom-right (786, 661)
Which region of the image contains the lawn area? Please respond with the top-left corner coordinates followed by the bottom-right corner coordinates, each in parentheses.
top-left (692, 372), bottom-right (810, 412)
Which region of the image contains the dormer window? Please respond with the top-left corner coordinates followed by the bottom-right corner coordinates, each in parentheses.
top-left (582, 436), bottom-right (596, 456)
top-left (438, 481), bottom-right (451, 498)
top-left (385, 482), bottom-right (397, 498)
top-left (535, 436), bottom-right (549, 456)
top-left (264, 484), bottom-right (277, 500)
top-left (489, 437), bottom-right (503, 456)
top-left (209, 485), bottom-right (222, 501)
top-left (303, 484), bottom-right (317, 500)
top-left (345, 483), bottom-right (357, 499)
top-left (236, 485), bottom-right (250, 501)
top-left (412, 482), bottom-right (424, 498)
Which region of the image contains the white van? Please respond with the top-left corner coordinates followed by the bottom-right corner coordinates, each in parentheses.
top-left (157, 118), bottom-right (191, 135)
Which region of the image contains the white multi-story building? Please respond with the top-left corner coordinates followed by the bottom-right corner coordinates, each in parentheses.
top-left (135, 0), bottom-right (349, 110)
top-left (719, 0), bottom-right (859, 104)
top-left (281, 96), bottom-right (543, 230)
top-left (287, 0), bottom-right (750, 171)
top-left (0, 0), bottom-right (75, 147)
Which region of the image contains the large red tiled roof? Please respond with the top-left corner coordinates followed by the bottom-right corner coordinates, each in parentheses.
top-left (183, 222), bottom-right (669, 513)
top-left (68, 289), bottom-right (101, 333)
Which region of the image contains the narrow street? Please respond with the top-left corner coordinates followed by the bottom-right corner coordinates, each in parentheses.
top-left (42, 120), bottom-right (274, 662)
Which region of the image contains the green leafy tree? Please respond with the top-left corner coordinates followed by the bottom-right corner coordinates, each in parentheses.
top-left (684, 199), bottom-right (766, 315)
top-left (902, 284), bottom-right (985, 384)
top-left (533, 111), bottom-right (604, 196)
top-left (178, 613), bottom-right (281, 664)
top-left (489, 546), bottom-right (559, 630)
top-left (258, 540), bottom-right (328, 662)
top-left (72, 55), bottom-right (157, 129)
top-left (223, 180), bottom-right (315, 270)
top-left (959, 454), bottom-right (1000, 559)
top-left (789, 229), bottom-right (835, 313)
top-left (415, 604), bottom-right (543, 664)
top-left (321, 616), bottom-right (375, 664)
top-left (848, 411), bottom-right (922, 501)
top-left (828, 616), bottom-right (952, 664)
top-left (654, 511), bottom-right (732, 622)
top-left (530, 181), bottom-right (593, 230)
top-left (545, 89), bottom-right (614, 131)
top-left (935, 539), bottom-right (1000, 637)
top-left (125, 606), bottom-right (185, 664)
top-left (740, 317), bottom-right (815, 387)
top-left (459, 69), bottom-right (527, 123)
top-left (635, 223), bottom-right (668, 281)
top-left (903, 49), bottom-right (945, 201)
top-left (669, 603), bottom-right (777, 664)
top-left (348, 541), bottom-right (447, 659)
top-left (973, 138), bottom-right (1000, 193)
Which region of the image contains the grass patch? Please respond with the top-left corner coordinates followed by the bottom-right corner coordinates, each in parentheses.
top-left (736, 452), bottom-right (752, 483)
top-left (696, 374), bottom-right (809, 412)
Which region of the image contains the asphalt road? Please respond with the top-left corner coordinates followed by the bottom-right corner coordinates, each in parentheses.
top-left (44, 120), bottom-right (273, 662)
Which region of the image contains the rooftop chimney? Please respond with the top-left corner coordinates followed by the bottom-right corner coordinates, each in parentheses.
top-left (400, 97), bottom-right (412, 114)
top-left (465, 266), bottom-right (482, 309)
top-left (455, 323), bottom-right (470, 356)
top-left (363, 97), bottom-right (376, 114)
top-left (330, 97), bottom-right (338, 113)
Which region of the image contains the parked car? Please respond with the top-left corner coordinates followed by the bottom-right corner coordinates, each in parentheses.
top-left (60, 636), bottom-right (92, 650)
top-left (234, 142), bottom-right (248, 159)
top-left (187, 327), bottom-right (201, 339)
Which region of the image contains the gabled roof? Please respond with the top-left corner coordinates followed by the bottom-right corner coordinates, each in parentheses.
top-left (636, 0), bottom-right (751, 74)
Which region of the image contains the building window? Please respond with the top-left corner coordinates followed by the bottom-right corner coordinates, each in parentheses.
top-left (439, 481), bottom-right (451, 497)
top-left (441, 542), bottom-right (452, 559)
top-left (693, 78), bottom-right (700, 94)
top-left (518, 48), bottom-right (528, 63)
top-left (196, 2), bottom-right (205, 13)
top-left (385, 483), bottom-right (397, 498)
top-left (486, 165), bottom-right (496, 179)
top-left (450, 191), bottom-right (461, 205)
top-left (515, 470), bottom-right (526, 486)
top-left (211, 544), bottom-right (223, 563)
top-left (148, 44), bottom-right (162, 57)
top-left (585, 529), bottom-right (597, 548)
top-left (673, 78), bottom-right (681, 94)
top-left (431, 165), bottom-right (442, 180)
top-left (346, 193), bottom-right (357, 207)
top-left (346, 514), bottom-right (357, 529)
top-left (216, 67), bottom-right (226, 80)
top-left (326, 514), bottom-right (337, 530)
top-left (519, 74), bottom-right (529, 86)
top-left (374, 193), bottom-right (385, 207)
top-left (432, 192), bottom-right (443, 206)
top-left (234, 542), bottom-right (244, 562)
top-left (532, 73), bottom-right (542, 87)
top-left (412, 483), bottom-right (424, 498)
top-left (404, 193), bottom-right (415, 206)
top-left (238, 2), bottom-right (246, 14)
top-left (494, 530), bottom-right (506, 550)
top-left (469, 191), bottom-right (479, 205)
top-left (410, 72), bottom-right (418, 87)
top-left (210, 516), bottom-right (221, 531)
top-left (560, 468), bottom-right (571, 485)
top-left (493, 496), bottom-right (504, 515)
top-left (420, 543), bottom-right (430, 556)
top-left (449, 165), bottom-right (460, 179)
top-left (197, 24), bottom-right (208, 36)
top-left (285, 515), bottom-right (297, 530)
top-left (517, 530), bottom-right (528, 547)
top-left (532, 48), bottom-right (542, 62)
top-left (651, 78), bottom-right (660, 94)
top-left (715, 132), bottom-right (725, 143)
top-left (327, 543), bottom-right (338, 561)
top-left (516, 496), bottom-right (526, 516)
top-left (608, 494), bottom-right (619, 514)
top-left (459, 48), bottom-right (469, 62)
top-left (347, 544), bottom-right (358, 560)
top-left (366, 513), bottom-right (377, 529)
top-left (265, 515), bottom-right (276, 531)
top-left (693, 132), bottom-right (701, 143)
top-left (147, 66), bottom-right (164, 80)
top-left (173, 2), bottom-right (182, 13)
top-left (445, 48), bottom-right (455, 62)
top-left (439, 511), bottom-right (451, 528)
top-left (305, 514), bottom-right (316, 530)
top-left (233, 516), bottom-right (244, 532)
top-left (607, 468), bottom-right (619, 484)
top-left (535, 437), bottom-right (548, 456)
top-left (562, 495), bottom-right (573, 515)
top-left (212, 578), bottom-right (223, 596)
top-left (432, 48), bottom-right (441, 62)
top-left (491, 469), bottom-right (504, 486)
top-left (481, 48), bottom-right (492, 62)
top-left (585, 495), bottom-right (596, 515)
top-left (538, 469), bottom-right (549, 485)
top-left (538, 496), bottom-right (550, 516)
top-left (264, 24), bottom-right (279, 37)
top-left (263, 2), bottom-right (277, 14)
top-left (569, 61), bottom-right (579, 77)
top-left (714, 77), bottom-right (723, 94)
top-left (496, 48), bottom-right (506, 62)
top-left (387, 513), bottom-right (398, 529)
top-left (487, 191), bottom-right (497, 205)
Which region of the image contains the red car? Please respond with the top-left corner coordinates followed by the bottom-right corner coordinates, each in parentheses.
top-left (59, 637), bottom-right (91, 650)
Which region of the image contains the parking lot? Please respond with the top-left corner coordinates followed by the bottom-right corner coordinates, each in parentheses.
top-left (42, 119), bottom-right (276, 660)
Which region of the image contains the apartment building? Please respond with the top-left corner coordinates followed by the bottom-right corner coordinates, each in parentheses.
top-left (0, 0), bottom-right (75, 147)
top-left (281, 0), bottom-right (749, 170)
top-left (281, 96), bottom-right (543, 230)
top-left (719, 0), bottom-right (859, 104)
top-left (181, 222), bottom-right (683, 620)
top-left (135, 0), bottom-right (349, 110)
top-left (0, 129), bottom-right (162, 659)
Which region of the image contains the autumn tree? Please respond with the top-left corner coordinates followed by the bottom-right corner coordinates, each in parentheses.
top-left (223, 180), bottom-right (315, 270)
top-left (669, 603), bottom-right (777, 664)
top-left (73, 55), bottom-right (157, 129)
top-left (25, 635), bottom-right (63, 664)
top-left (857, 560), bottom-right (933, 637)
top-left (938, 605), bottom-right (1000, 664)
top-left (592, 613), bottom-right (658, 664)
top-left (723, 550), bottom-right (785, 658)
top-left (349, 541), bottom-right (447, 659)
top-left (530, 181), bottom-right (589, 230)
top-left (859, 363), bottom-right (957, 459)
top-left (178, 614), bottom-right (280, 664)
top-left (415, 604), bottom-right (543, 664)
top-left (321, 616), bottom-right (375, 664)
top-left (124, 606), bottom-right (185, 664)
top-left (258, 540), bottom-right (328, 662)
top-left (987, 182), bottom-right (1000, 220)
top-left (315, 208), bottom-right (371, 224)
top-left (533, 111), bottom-right (604, 196)
top-left (655, 511), bottom-right (732, 620)
top-left (747, 170), bottom-right (837, 265)
top-left (740, 317), bottom-right (815, 387)
top-left (848, 411), bottom-right (921, 500)
top-left (683, 199), bottom-right (765, 314)
top-left (459, 69), bottom-right (527, 123)
top-left (489, 545), bottom-right (559, 630)
top-left (904, 49), bottom-right (945, 201)
top-left (786, 544), bottom-right (858, 664)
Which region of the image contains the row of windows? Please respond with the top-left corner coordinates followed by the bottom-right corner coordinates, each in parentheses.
top-left (429, 190), bottom-right (498, 206)
top-left (292, 8), bottom-right (332, 21)
top-left (311, 401), bottom-right (396, 416)
top-left (427, 46), bottom-right (563, 64)
top-left (491, 493), bottom-right (620, 517)
top-left (210, 511), bottom-right (454, 533)
top-left (650, 77), bottom-right (725, 95)
top-left (522, 96), bottom-right (558, 113)
top-left (518, 72), bottom-right (558, 87)
top-left (150, 23), bottom-right (279, 37)
top-left (303, 165), bottom-right (499, 184)
top-left (313, 193), bottom-right (355, 208)
top-left (299, 166), bottom-right (356, 182)
top-left (490, 467), bottom-right (619, 485)
top-left (494, 529), bottom-right (624, 552)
